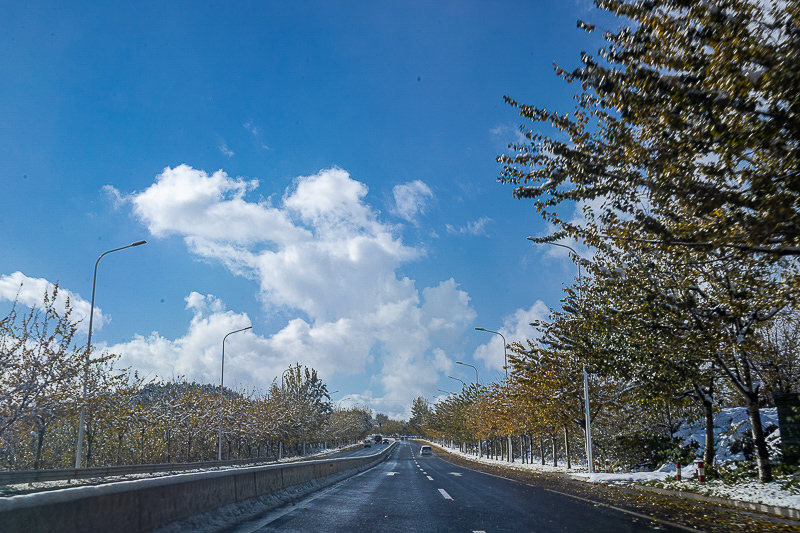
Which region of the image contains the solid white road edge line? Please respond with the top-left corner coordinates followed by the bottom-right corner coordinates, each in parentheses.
top-left (436, 454), bottom-right (703, 533)
top-left (543, 488), bottom-right (704, 533)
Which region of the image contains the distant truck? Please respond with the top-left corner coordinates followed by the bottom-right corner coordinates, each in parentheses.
top-left (374, 435), bottom-right (382, 444)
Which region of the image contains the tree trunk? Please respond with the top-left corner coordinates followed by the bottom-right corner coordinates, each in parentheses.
top-left (508, 435), bottom-right (513, 463)
top-left (86, 430), bottom-right (94, 467)
top-left (746, 394), bottom-right (773, 482)
top-left (117, 434), bottom-right (124, 465)
top-left (33, 427), bottom-right (45, 470)
top-left (540, 437), bottom-right (545, 465)
top-left (551, 433), bottom-right (557, 467)
top-left (564, 427), bottom-right (571, 469)
top-left (701, 389), bottom-right (715, 469)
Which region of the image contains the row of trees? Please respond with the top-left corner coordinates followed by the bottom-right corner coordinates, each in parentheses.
top-left (0, 288), bottom-right (377, 470)
top-left (410, 0), bottom-right (799, 483)
top-left (414, 308), bottom-right (795, 475)
top-left (492, 0), bottom-right (799, 483)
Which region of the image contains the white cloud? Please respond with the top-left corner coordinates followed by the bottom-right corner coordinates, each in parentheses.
top-left (445, 216), bottom-right (492, 236)
top-left (0, 271), bottom-right (106, 334)
top-left (101, 184), bottom-right (125, 209)
top-left (473, 301), bottom-right (549, 376)
top-left (243, 122), bottom-right (259, 136)
top-left (109, 293), bottom-right (258, 386)
top-left (130, 165), bottom-right (304, 245)
top-left (391, 180), bottom-right (433, 224)
top-left (490, 122), bottom-right (527, 148)
top-left (114, 165), bottom-right (476, 413)
top-left (219, 142), bottom-right (234, 157)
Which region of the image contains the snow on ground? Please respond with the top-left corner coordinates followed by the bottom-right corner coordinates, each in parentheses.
top-left (432, 407), bottom-right (800, 512)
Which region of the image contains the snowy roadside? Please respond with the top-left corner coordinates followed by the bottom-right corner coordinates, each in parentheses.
top-left (428, 406), bottom-right (800, 513)
top-left (0, 445), bottom-right (359, 498)
top-left (431, 442), bottom-right (800, 512)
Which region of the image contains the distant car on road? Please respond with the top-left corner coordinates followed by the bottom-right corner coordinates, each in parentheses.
top-left (374, 435), bottom-right (382, 443)
top-left (363, 439), bottom-right (372, 447)
top-left (420, 445), bottom-right (432, 456)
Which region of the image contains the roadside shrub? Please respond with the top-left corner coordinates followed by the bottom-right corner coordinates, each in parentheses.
top-left (612, 432), bottom-right (696, 471)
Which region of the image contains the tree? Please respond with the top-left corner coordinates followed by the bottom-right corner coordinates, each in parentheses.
top-left (497, 0), bottom-right (798, 481)
top-left (752, 311), bottom-right (800, 402)
top-left (0, 285), bottom-right (86, 468)
top-left (408, 396), bottom-right (431, 436)
top-left (499, 0), bottom-right (800, 257)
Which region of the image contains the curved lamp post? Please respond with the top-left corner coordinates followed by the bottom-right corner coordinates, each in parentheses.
top-left (529, 238), bottom-right (593, 472)
top-left (75, 240), bottom-right (147, 468)
top-left (474, 325), bottom-right (511, 462)
top-left (456, 361), bottom-right (479, 385)
top-left (456, 361), bottom-right (482, 458)
top-left (218, 325), bottom-right (253, 460)
top-left (475, 327), bottom-right (507, 380)
top-left (448, 375), bottom-right (466, 389)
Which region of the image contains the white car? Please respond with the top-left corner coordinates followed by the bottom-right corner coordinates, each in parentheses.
top-left (363, 439), bottom-right (372, 447)
top-left (420, 445), bottom-right (432, 456)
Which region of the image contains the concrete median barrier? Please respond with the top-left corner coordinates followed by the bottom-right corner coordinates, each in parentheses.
top-left (0, 449), bottom-right (388, 533)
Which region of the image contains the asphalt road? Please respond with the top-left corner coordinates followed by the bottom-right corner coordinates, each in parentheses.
top-left (223, 440), bottom-right (689, 533)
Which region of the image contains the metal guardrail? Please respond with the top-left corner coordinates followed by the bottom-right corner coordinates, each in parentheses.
top-left (0, 456), bottom-right (278, 486)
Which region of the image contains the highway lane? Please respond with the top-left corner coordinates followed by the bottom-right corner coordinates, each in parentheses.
top-left (223, 440), bottom-right (688, 533)
top-left (322, 439), bottom-right (393, 459)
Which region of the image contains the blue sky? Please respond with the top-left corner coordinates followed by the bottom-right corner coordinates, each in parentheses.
top-left (1, 0), bottom-right (610, 418)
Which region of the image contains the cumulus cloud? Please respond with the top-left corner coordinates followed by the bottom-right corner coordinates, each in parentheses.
top-left (109, 293), bottom-right (259, 385)
top-left (473, 301), bottom-right (549, 375)
top-left (0, 271), bottom-right (106, 334)
top-left (113, 165), bottom-right (475, 414)
top-left (391, 180), bottom-right (433, 224)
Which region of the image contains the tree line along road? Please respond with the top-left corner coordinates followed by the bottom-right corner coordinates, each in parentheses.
top-left (210, 440), bottom-right (799, 533)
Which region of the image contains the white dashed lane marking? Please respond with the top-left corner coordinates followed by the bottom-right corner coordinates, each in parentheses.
top-left (426, 476), bottom-right (434, 481)
top-left (438, 488), bottom-right (453, 500)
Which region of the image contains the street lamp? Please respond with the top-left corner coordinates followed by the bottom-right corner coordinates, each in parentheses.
top-left (530, 238), bottom-right (593, 472)
top-left (456, 361), bottom-right (483, 458)
top-left (475, 327), bottom-right (507, 379)
top-left (75, 240), bottom-right (146, 469)
top-left (218, 325), bottom-right (253, 461)
top-left (448, 375), bottom-right (466, 388)
top-left (456, 361), bottom-right (479, 385)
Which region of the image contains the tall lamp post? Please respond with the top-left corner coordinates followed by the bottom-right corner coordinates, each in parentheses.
top-left (456, 361), bottom-right (479, 385)
top-left (475, 327), bottom-right (507, 380)
top-left (75, 240), bottom-right (147, 468)
top-left (456, 361), bottom-right (482, 458)
top-left (218, 325), bottom-right (253, 461)
top-left (530, 238), bottom-right (593, 472)
top-left (448, 375), bottom-right (466, 389)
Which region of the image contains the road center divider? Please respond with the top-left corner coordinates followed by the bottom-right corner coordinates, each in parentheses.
top-left (0, 447), bottom-right (390, 533)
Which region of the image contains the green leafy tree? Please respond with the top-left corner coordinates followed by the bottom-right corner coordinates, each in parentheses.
top-left (498, 0), bottom-right (800, 257)
top-left (408, 396), bottom-right (432, 436)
